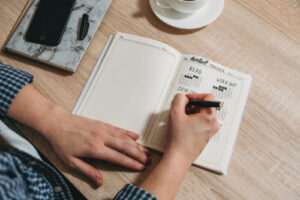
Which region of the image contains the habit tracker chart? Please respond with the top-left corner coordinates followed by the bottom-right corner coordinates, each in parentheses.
top-left (151, 56), bottom-right (244, 148)
top-left (172, 62), bottom-right (240, 143)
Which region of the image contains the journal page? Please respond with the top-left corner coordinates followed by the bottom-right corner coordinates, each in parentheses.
top-left (147, 55), bottom-right (252, 173)
top-left (76, 33), bottom-right (181, 141)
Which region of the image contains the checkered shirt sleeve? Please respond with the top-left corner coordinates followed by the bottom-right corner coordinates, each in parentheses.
top-left (0, 62), bottom-right (33, 117)
top-left (0, 148), bottom-right (72, 200)
top-left (114, 184), bottom-right (157, 200)
top-left (0, 62), bottom-right (158, 200)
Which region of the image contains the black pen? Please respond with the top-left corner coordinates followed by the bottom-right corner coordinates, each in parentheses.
top-left (187, 100), bottom-right (224, 108)
top-left (79, 14), bottom-right (89, 40)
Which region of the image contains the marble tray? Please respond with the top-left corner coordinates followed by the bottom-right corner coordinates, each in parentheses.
top-left (5, 0), bottom-right (112, 72)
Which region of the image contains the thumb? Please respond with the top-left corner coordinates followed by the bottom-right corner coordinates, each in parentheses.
top-left (70, 157), bottom-right (103, 187)
top-left (171, 93), bottom-right (189, 115)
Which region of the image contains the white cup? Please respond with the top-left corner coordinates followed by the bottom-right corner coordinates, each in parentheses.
top-left (156, 0), bottom-right (208, 14)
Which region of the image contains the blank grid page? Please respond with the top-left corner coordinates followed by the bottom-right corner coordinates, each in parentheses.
top-left (78, 34), bottom-right (179, 136)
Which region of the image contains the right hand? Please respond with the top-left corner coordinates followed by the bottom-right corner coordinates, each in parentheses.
top-left (165, 93), bottom-right (220, 164)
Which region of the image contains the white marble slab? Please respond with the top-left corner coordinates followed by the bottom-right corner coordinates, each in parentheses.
top-left (6, 0), bottom-right (112, 72)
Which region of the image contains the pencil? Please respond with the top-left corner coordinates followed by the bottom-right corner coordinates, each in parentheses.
top-left (187, 100), bottom-right (224, 108)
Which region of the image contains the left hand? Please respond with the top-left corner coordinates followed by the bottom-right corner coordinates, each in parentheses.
top-left (7, 84), bottom-right (150, 187)
top-left (42, 107), bottom-right (150, 187)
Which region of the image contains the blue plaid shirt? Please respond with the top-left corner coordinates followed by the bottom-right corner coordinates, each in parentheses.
top-left (0, 62), bottom-right (157, 200)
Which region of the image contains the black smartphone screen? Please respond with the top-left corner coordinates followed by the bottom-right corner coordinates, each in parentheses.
top-left (25, 0), bottom-right (76, 46)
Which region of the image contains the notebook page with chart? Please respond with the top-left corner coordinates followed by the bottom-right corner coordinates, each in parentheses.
top-left (146, 55), bottom-right (252, 174)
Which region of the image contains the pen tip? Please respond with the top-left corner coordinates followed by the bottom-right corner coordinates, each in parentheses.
top-left (219, 102), bottom-right (224, 108)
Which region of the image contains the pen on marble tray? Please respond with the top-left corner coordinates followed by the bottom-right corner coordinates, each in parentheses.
top-left (187, 100), bottom-right (224, 108)
top-left (79, 14), bottom-right (89, 40)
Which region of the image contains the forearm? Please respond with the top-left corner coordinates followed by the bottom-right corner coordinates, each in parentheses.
top-left (7, 84), bottom-right (64, 139)
top-left (139, 93), bottom-right (219, 200)
top-left (139, 151), bottom-right (191, 200)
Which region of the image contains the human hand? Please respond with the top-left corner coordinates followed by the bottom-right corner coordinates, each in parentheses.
top-left (42, 107), bottom-right (150, 187)
top-left (165, 93), bottom-right (220, 164)
top-left (138, 93), bottom-right (219, 199)
top-left (7, 84), bottom-right (149, 187)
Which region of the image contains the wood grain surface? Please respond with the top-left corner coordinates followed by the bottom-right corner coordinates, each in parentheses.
top-left (0, 0), bottom-right (299, 199)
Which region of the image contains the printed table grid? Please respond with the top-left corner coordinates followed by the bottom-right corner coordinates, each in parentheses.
top-left (211, 85), bottom-right (233, 99)
top-left (179, 73), bottom-right (202, 88)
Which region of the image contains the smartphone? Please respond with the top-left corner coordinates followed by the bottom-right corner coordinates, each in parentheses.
top-left (25, 0), bottom-right (76, 46)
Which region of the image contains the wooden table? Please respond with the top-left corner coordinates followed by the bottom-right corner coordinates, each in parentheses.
top-left (1, 0), bottom-right (299, 199)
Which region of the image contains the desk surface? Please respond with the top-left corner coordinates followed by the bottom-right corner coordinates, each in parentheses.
top-left (1, 0), bottom-right (300, 199)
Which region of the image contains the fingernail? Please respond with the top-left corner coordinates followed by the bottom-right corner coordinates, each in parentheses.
top-left (137, 163), bottom-right (145, 170)
top-left (143, 147), bottom-right (150, 154)
top-left (139, 146), bottom-right (150, 154)
top-left (95, 175), bottom-right (102, 187)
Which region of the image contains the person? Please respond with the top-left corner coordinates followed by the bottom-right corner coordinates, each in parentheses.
top-left (0, 61), bottom-right (219, 200)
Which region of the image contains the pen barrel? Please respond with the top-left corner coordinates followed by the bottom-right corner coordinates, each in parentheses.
top-left (79, 14), bottom-right (89, 40)
top-left (187, 100), bottom-right (223, 108)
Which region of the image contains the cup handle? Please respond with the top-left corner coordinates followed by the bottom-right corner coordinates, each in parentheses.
top-left (155, 0), bottom-right (171, 8)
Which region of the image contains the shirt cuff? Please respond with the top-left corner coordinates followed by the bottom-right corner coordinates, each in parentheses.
top-left (0, 62), bottom-right (33, 117)
top-left (114, 184), bottom-right (157, 200)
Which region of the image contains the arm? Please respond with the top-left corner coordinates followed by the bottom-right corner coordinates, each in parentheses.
top-left (139, 93), bottom-right (219, 200)
top-left (0, 63), bottom-right (150, 187)
top-left (114, 93), bottom-right (219, 200)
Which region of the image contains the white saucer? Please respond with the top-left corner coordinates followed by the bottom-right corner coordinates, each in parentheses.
top-left (149, 0), bottom-right (224, 29)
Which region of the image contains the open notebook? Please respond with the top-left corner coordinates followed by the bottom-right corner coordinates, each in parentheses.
top-left (73, 33), bottom-right (252, 175)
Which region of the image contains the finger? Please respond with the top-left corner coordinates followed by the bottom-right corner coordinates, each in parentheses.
top-left (69, 157), bottom-right (103, 187)
top-left (185, 105), bottom-right (201, 114)
top-left (100, 147), bottom-right (146, 170)
top-left (186, 93), bottom-right (213, 100)
top-left (190, 112), bottom-right (218, 132)
top-left (192, 107), bottom-right (218, 133)
top-left (115, 132), bottom-right (149, 153)
top-left (201, 94), bottom-right (217, 115)
top-left (120, 129), bottom-right (139, 140)
top-left (185, 94), bottom-right (215, 114)
top-left (111, 132), bottom-right (149, 155)
top-left (197, 105), bottom-right (216, 115)
top-left (188, 94), bottom-right (216, 115)
top-left (202, 94), bottom-right (216, 101)
top-left (110, 126), bottom-right (139, 140)
top-left (171, 93), bottom-right (189, 116)
top-left (138, 143), bottom-right (150, 155)
top-left (95, 120), bottom-right (139, 141)
top-left (105, 138), bottom-right (149, 164)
